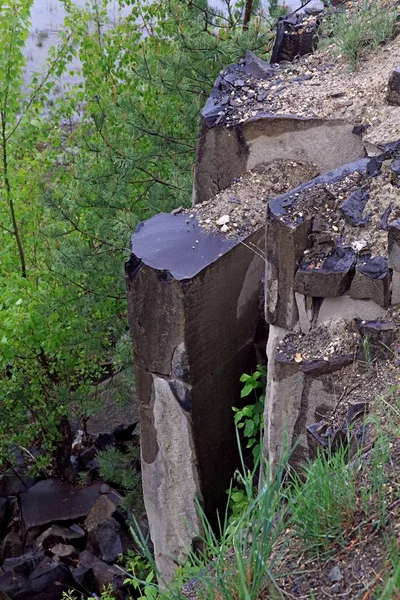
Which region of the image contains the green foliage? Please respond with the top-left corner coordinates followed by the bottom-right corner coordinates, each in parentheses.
top-left (0, 0), bottom-right (275, 474)
top-left (228, 366), bottom-right (266, 521)
top-left (62, 585), bottom-right (116, 600)
top-left (233, 365), bottom-right (266, 463)
top-left (321, 0), bottom-right (399, 69)
top-left (98, 443), bottom-right (144, 513)
top-left (286, 446), bottom-right (357, 553)
top-left (130, 449), bottom-right (290, 600)
top-left (124, 551), bottom-right (159, 600)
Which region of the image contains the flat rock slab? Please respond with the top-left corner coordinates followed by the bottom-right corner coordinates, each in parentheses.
top-left (130, 213), bottom-right (237, 280)
top-left (19, 480), bottom-right (105, 530)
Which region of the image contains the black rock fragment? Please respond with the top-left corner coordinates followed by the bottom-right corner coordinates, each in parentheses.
top-left (244, 50), bottom-right (275, 79)
top-left (339, 186), bottom-right (372, 227)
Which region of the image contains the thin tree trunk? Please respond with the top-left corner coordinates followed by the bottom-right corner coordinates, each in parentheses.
top-left (1, 112), bottom-right (26, 278)
top-left (243, 0), bottom-right (253, 30)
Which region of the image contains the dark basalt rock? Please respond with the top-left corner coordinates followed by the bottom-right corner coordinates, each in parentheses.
top-left (350, 254), bottom-right (391, 307)
top-left (0, 498), bottom-right (7, 534)
top-left (339, 186), bottom-right (372, 227)
top-left (19, 480), bottom-right (104, 531)
top-left (270, 12), bottom-right (321, 64)
top-left (380, 205), bottom-right (392, 230)
top-left (0, 533), bottom-right (23, 564)
top-left (169, 380), bottom-right (192, 412)
top-left (388, 219), bottom-right (400, 271)
top-left (356, 319), bottom-right (398, 360)
top-left (386, 66), bottom-right (400, 106)
top-left (294, 246), bottom-right (357, 297)
top-left (87, 517), bottom-right (123, 564)
top-left (78, 550), bottom-right (125, 596)
top-left (0, 473), bottom-right (35, 497)
top-left (243, 50), bottom-right (275, 79)
top-left (0, 554), bottom-right (80, 600)
top-left (391, 159), bottom-right (400, 187)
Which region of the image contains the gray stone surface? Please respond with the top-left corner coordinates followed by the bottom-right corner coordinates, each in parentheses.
top-left (126, 222), bottom-right (265, 581)
top-left (388, 219), bottom-right (400, 271)
top-left (193, 116), bottom-right (364, 204)
top-left (265, 346), bottom-right (356, 471)
top-left (19, 480), bottom-right (104, 530)
top-left (266, 213), bottom-right (311, 329)
top-left (392, 270), bottom-right (400, 304)
top-left (316, 295), bottom-right (386, 326)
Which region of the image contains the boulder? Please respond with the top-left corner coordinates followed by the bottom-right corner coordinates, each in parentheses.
top-left (294, 246), bottom-right (357, 297)
top-left (350, 254), bottom-right (391, 307)
top-left (87, 517), bottom-right (123, 563)
top-left (270, 12), bottom-right (321, 64)
top-left (85, 495), bottom-right (118, 532)
top-left (0, 473), bottom-right (35, 497)
top-left (19, 480), bottom-right (105, 531)
top-left (0, 533), bottom-right (23, 564)
top-left (78, 550), bottom-right (125, 596)
top-left (386, 66), bottom-right (400, 105)
top-left (35, 524), bottom-right (85, 553)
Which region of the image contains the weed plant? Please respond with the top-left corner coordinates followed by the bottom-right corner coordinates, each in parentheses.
top-left (321, 0), bottom-right (399, 69)
top-left (286, 446), bottom-right (358, 554)
top-left (129, 439), bottom-right (291, 600)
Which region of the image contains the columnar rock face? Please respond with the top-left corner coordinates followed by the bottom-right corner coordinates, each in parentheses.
top-left (125, 214), bottom-right (264, 581)
top-left (263, 146), bottom-right (400, 469)
top-left (126, 46), bottom-right (400, 583)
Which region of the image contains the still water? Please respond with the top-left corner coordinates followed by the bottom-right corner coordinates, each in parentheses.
top-left (25, 0), bottom-right (312, 90)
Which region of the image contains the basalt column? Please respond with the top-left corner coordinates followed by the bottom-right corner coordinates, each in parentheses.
top-left (125, 214), bottom-right (264, 581)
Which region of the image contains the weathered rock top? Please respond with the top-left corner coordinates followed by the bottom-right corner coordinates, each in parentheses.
top-left (270, 150), bottom-right (400, 262)
top-left (203, 33), bottom-right (400, 145)
top-left (184, 158), bottom-right (319, 238)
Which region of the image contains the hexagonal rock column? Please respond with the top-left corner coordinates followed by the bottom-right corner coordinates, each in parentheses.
top-left (263, 149), bottom-right (400, 470)
top-left (125, 213), bottom-right (264, 581)
top-left (265, 335), bottom-right (358, 470)
top-left (193, 52), bottom-right (364, 205)
top-left (265, 157), bottom-right (375, 330)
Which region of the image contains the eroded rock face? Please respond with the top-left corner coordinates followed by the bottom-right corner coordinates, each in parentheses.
top-left (126, 214), bottom-right (266, 581)
top-left (263, 146), bottom-right (400, 469)
top-left (193, 52), bottom-right (364, 205)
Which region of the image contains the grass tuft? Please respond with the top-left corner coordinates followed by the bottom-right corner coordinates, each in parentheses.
top-left (321, 0), bottom-right (399, 69)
